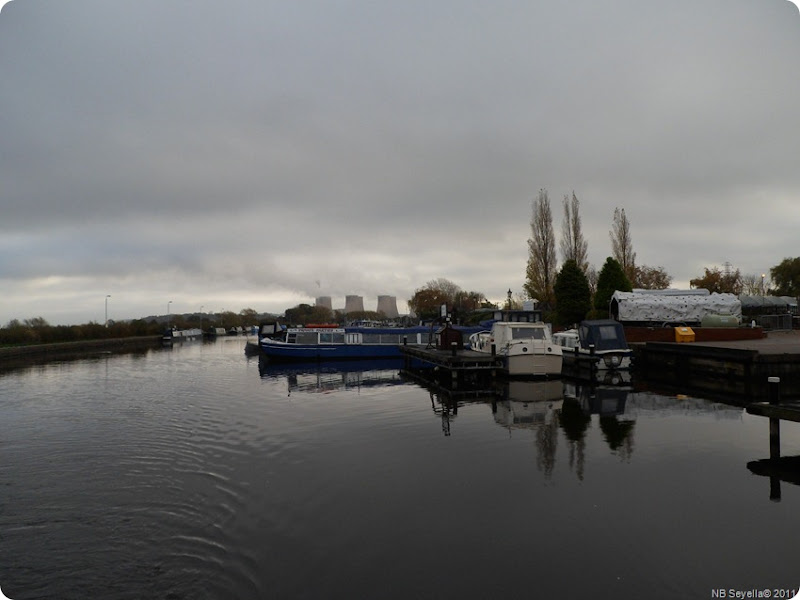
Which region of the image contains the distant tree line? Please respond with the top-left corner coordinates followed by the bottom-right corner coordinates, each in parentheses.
top-left (0, 318), bottom-right (163, 346)
top-left (0, 308), bottom-right (270, 347)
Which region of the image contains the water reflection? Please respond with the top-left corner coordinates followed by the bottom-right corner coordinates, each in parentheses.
top-left (3, 343), bottom-right (799, 598)
top-left (747, 456), bottom-right (800, 501)
top-left (259, 356), bottom-right (791, 500)
top-left (258, 356), bottom-right (406, 395)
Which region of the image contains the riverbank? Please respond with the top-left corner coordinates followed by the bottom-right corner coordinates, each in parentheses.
top-left (0, 336), bottom-right (163, 368)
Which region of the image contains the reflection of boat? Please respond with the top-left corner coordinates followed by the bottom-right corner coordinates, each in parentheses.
top-left (469, 321), bottom-right (562, 377)
top-left (562, 379), bottom-right (631, 416)
top-left (493, 379), bottom-right (564, 427)
top-left (553, 320), bottom-right (632, 371)
top-left (260, 324), bottom-right (480, 362)
top-left (258, 357), bottom-right (409, 394)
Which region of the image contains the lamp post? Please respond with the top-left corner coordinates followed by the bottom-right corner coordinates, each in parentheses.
top-left (105, 295), bottom-right (111, 327)
top-left (761, 274), bottom-right (766, 296)
top-left (168, 300), bottom-right (173, 327)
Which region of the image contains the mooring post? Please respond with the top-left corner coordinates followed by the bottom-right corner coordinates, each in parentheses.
top-left (768, 376), bottom-right (781, 461)
top-left (451, 341), bottom-right (457, 357)
top-left (491, 344), bottom-right (496, 357)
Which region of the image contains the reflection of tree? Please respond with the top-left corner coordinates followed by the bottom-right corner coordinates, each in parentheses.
top-left (430, 392), bottom-right (457, 437)
top-left (535, 416), bottom-right (559, 479)
top-left (599, 417), bottom-right (635, 460)
top-left (560, 399), bottom-right (591, 481)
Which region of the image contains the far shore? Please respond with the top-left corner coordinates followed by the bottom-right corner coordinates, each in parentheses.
top-left (0, 336), bottom-right (164, 363)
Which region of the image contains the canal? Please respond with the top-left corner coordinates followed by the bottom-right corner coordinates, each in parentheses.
top-left (0, 337), bottom-right (798, 599)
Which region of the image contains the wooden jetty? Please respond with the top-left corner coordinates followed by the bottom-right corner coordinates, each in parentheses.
top-left (399, 345), bottom-right (502, 387)
top-left (635, 330), bottom-right (800, 401)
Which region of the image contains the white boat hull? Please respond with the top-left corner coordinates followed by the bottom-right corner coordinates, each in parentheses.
top-left (505, 352), bottom-right (562, 377)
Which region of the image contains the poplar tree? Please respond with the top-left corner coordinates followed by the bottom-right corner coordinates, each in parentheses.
top-left (560, 191), bottom-right (589, 272)
top-left (610, 207), bottom-right (636, 283)
top-left (524, 189), bottom-right (557, 309)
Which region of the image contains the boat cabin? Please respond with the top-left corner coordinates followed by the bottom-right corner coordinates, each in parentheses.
top-left (578, 320), bottom-right (629, 352)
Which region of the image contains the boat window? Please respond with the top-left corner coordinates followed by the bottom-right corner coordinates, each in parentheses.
top-left (597, 325), bottom-right (619, 341)
top-left (287, 332), bottom-right (297, 344)
top-left (320, 332), bottom-right (345, 344)
top-left (511, 327), bottom-right (545, 340)
top-left (362, 333), bottom-right (382, 344)
top-left (295, 332), bottom-right (319, 344)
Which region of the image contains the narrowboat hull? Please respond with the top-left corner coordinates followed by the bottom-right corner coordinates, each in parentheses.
top-left (259, 341), bottom-right (409, 361)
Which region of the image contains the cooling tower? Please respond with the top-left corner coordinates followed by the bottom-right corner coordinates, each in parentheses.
top-left (344, 295), bottom-right (364, 314)
top-left (376, 295), bottom-right (399, 318)
top-left (315, 296), bottom-right (332, 310)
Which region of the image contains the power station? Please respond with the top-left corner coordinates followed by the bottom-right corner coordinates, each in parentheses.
top-left (315, 295), bottom-right (400, 317)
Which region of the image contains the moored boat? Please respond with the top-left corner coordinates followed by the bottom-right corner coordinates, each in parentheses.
top-left (162, 327), bottom-right (203, 344)
top-left (259, 323), bottom-right (481, 362)
top-left (468, 321), bottom-right (562, 377)
top-left (553, 319), bottom-right (632, 371)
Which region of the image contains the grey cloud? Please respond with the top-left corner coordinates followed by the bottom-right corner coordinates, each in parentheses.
top-left (1, 0), bottom-right (799, 324)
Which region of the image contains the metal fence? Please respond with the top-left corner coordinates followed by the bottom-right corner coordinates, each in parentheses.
top-left (756, 313), bottom-right (794, 331)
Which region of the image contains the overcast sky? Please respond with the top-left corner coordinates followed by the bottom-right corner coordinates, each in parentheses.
top-left (1, 0), bottom-right (799, 325)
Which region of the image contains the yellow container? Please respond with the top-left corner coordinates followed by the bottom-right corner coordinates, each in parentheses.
top-left (675, 326), bottom-right (695, 343)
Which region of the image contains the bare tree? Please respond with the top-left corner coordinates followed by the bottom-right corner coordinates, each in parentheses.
top-left (524, 189), bottom-right (557, 308)
top-left (610, 207), bottom-right (636, 282)
top-left (560, 191), bottom-right (589, 272)
top-left (741, 273), bottom-right (771, 296)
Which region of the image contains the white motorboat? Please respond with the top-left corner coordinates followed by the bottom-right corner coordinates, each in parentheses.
top-left (469, 321), bottom-right (562, 377)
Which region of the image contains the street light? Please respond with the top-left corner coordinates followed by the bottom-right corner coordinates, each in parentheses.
top-left (761, 274), bottom-right (766, 296)
top-left (168, 300), bottom-right (173, 326)
top-left (105, 295), bottom-right (111, 327)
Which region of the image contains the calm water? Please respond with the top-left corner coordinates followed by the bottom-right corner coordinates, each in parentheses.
top-left (1, 337), bottom-right (799, 600)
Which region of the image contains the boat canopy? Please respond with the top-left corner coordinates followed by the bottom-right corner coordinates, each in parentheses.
top-left (578, 320), bottom-right (629, 351)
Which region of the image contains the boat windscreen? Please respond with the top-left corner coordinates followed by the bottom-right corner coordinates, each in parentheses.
top-left (511, 327), bottom-right (545, 340)
top-left (581, 322), bottom-right (628, 350)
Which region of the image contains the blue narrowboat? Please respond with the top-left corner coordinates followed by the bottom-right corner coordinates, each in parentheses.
top-left (259, 324), bottom-right (479, 361)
